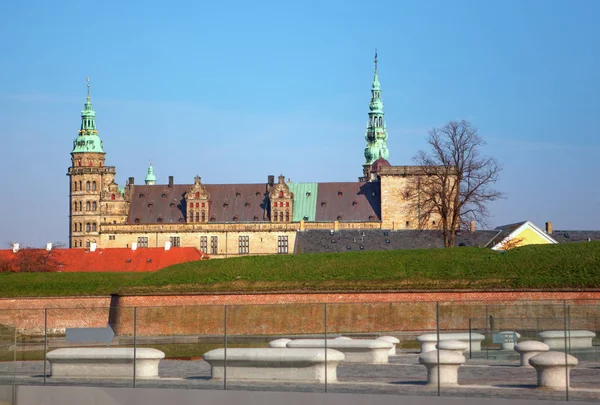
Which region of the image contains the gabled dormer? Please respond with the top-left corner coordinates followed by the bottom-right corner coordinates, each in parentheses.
top-left (269, 174), bottom-right (294, 222)
top-left (185, 175), bottom-right (210, 223)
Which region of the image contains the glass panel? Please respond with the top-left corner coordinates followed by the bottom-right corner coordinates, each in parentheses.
top-left (224, 303), bottom-right (326, 393)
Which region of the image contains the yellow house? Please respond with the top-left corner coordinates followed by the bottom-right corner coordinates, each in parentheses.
top-left (488, 221), bottom-right (558, 251)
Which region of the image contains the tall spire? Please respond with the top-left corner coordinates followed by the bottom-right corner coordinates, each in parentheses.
top-left (362, 51), bottom-right (389, 169)
top-left (72, 78), bottom-right (105, 154)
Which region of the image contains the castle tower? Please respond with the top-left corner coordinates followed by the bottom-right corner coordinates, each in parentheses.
top-left (361, 51), bottom-right (389, 180)
top-left (145, 162), bottom-right (157, 185)
top-left (67, 79), bottom-right (118, 248)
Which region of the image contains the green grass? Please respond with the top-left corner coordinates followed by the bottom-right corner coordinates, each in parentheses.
top-left (0, 272), bottom-right (144, 298)
top-left (2, 242), bottom-right (600, 298)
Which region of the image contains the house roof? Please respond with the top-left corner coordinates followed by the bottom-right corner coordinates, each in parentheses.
top-left (0, 247), bottom-right (208, 272)
top-left (294, 229), bottom-right (499, 254)
top-left (551, 230), bottom-right (600, 243)
top-left (128, 181), bottom-right (381, 224)
top-left (488, 220), bottom-right (558, 250)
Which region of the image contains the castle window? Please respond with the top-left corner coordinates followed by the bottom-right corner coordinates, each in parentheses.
top-left (134, 218), bottom-right (140, 224)
top-left (195, 192), bottom-right (199, 198)
top-left (190, 203), bottom-right (193, 208)
top-left (74, 182), bottom-right (77, 191)
top-left (88, 161), bottom-right (93, 167)
top-left (157, 217), bottom-right (163, 223)
top-left (223, 202), bottom-right (229, 208)
top-left (253, 215), bottom-right (259, 221)
top-left (111, 194), bottom-right (115, 200)
top-left (201, 202), bottom-right (205, 208)
top-left (286, 202), bottom-right (289, 207)
top-left (139, 193), bottom-right (145, 199)
top-left (279, 212), bottom-right (283, 222)
top-left (233, 215), bottom-right (239, 221)
top-left (245, 201), bottom-right (250, 207)
top-left (368, 215), bottom-right (376, 220)
top-left (92, 202), bottom-right (97, 211)
top-left (273, 211), bottom-right (278, 222)
top-left (92, 223), bottom-right (97, 232)
top-left (238, 236), bottom-right (249, 254)
top-left (79, 201), bottom-right (82, 211)
top-left (86, 223), bottom-right (90, 232)
top-left (210, 236), bottom-right (218, 254)
top-left (148, 202), bottom-right (154, 208)
top-left (86, 201), bottom-right (91, 211)
top-left (337, 215), bottom-right (343, 220)
top-left (352, 200), bottom-right (358, 207)
top-left (86, 181), bottom-right (90, 191)
top-left (169, 236), bottom-right (180, 247)
top-left (92, 181), bottom-right (96, 191)
top-left (195, 212), bottom-right (199, 222)
top-left (285, 211), bottom-right (289, 222)
top-left (161, 193), bottom-right (166, 199)
top-left (201, 211), bottom-right (206, 222)
top-left (405, 221), bottom-right (410, 227)
top-left (196, 203), bottom-right (199, 208)
top-left (73, 223), bottom-right (77, 232)
top-left (210, 215), bottom-right (216, 222)
top-left (321, 201), bottom-right (327, 207)
top-left (279, 191), bottom-right (284, 198)
top-left (278, 236), bottom-right (289, 254)
top-left (273, 202), bottom-right (277, 208)
top-left (338, 191), bottom-right (343, 197)
top-left (79, 223), bottom-right (82, 232)
top-left (78, 161), bottom-right (81, 167)
top-left (169, 202), bottom-right (175, 208)
top-left (236, 191), bottom-right (241, 197)
top-left (79, 181), bottom-right (82, 190)
top-left (255, 191), bottom-right (261, 196)
top-left (86, 240), bottom-right (90, 247)
top-left (137, 236), bottom-right (148, 248)
top-left (200, 236), bottom-right (207, 253)
top-left (73, 202), bottom-right (77, 212)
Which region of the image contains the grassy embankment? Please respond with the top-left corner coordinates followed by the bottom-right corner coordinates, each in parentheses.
top-left (1, 242), bottom-right (600, 297)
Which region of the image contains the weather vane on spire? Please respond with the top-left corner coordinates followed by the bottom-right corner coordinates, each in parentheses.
top-left (374, 49), bottom-right (378, 65)
top-left (86, 77), bottom-right (91, 98)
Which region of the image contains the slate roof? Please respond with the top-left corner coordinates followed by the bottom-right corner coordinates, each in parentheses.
top-left (485, 221), bottom-right (527, 248)
top-left (315, 182), bottom-right (380, 221)
top-left (294, 229), bottom-right (500, 254)
top-left (0, 247), bottom-right (208, 272)
top-left (128, 181), bottom-right (381, 224)
top-left (550, 230), bottom-right (600, 243)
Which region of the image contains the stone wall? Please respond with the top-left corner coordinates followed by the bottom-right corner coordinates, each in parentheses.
top-left (2, 292), bottom-right (599, 337)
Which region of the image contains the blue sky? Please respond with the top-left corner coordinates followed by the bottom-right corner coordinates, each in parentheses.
top-left (1, 0), bottom-right (599, 247)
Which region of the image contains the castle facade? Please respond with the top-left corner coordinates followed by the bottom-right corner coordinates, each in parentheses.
top-left (67, 57), bottom-right (436, 257)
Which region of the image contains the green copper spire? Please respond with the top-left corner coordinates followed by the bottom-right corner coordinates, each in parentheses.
top-left (363, 51), bottom-right (389, 165)
top-left (72, 78), bottom-right (105, 154)
top-left (145, 161), bottom-right (157, 185)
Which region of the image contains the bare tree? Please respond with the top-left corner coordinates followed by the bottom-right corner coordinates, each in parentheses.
top-left (407, 120), bottom-right (504, 247)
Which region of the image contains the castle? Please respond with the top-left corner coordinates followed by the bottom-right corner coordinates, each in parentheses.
top-left (67, 55), bottom-right (437, 256)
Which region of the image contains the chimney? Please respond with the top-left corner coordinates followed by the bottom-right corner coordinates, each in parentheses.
top-left (470, 221), bottom-right (476, 232)
top-left (46, 243), bottom-right (52, 251)
top-left (164, 241), bottom-right (172, 251)
top-left (545, 221), bottom-right (552, 234)
top-left (268, 175), bottom-right (275, 187)
top-left (168, 176), bottom-right (174, 187)
top-left (90, 242), bottom-right (97, 252)
top-left (132, 242), bottom-right (137, 251)
top-left (128, 177), bottom-right (134, 185)
top-left (12, 243), bottom-right (19, 253)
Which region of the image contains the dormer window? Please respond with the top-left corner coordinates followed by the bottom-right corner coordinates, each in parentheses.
top-left (255, 191), bottom-right (261, 196)
top-left (170, 202), bottom-right (176, 208)
top-left (233, 215), bottom-right (239, 221)
top-left (147, 202), bottom-right (154, 208)
top-left (245, 201), bottom-right (251, 207)
top-left (321, 201), bottom-right (327, 207)
top-left (223, 202), bottom-right (229, 208)
top-left (134, 218), bottom-right (140, 224)
top-left (368, 215), bottom-right (376, 220)
top-left (139, 193), bottom-right (145, 199)
top-left (352, 200), bottom-right (358, 206)
top-left (253, 216), bottom-right (259, 221)
top-left (157, 217), bottom-right (163, 223)
top-left (236, 191), bottom-right (241, 197)
top-left (338, 191), bottom-right (343, 197)
top-left (279, 191), bottom-right (284, 198)
top-left (210, 215), bottom-right (216, 222)
top-left (306, 191), bottom-right (311, 197)
top-left (161, 193), bottom-right (166, 199)
top-left (337, 215), bottom-right (343, 220)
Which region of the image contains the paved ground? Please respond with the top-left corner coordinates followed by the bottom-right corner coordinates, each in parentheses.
top-left (1, 351), bottom-right (599, 402)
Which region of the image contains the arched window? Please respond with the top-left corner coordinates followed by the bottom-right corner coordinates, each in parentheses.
top-left (273, 211), bottom-right (278, 222)
top-left (92, 223), bottom-right (97, 231)
top-left (86, 181), bottom-right (90, 191)
top-left (86, 223), bottom-right (90, 232)
top-left (285, 211), bottom-right (289, 222)
top-left (279, 212), bottom-right (283, 222)
top-left (73, 223), bottom-right (77, 232)
top-left (92, 202), bottom-right (97, 211)
top-left (73, 202), bottom-right (77, 212)
top-left (74, 182), bottom-right (77, 191)
top-left (88, 161), bottom-right (93, 167)
top-left (92, 181), bottom-right (96, 191)
top-left (86, 240), bottom-right (90, 247)
top-left (79, 223), bottom-right (82, 232)
top-left (86, 201), bottom-right (91, 211)
top-left (78, 161), bottom-right (81, 167)
top-left (201, 211), bottom-right (206, 222)
top-left (79, 181), bottom-right (82, 190)
top-left (79, 201), bottom-right (82, 211)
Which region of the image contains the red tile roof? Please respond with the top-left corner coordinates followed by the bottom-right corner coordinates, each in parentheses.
top-left (0, 247), bottom-right (209, 273)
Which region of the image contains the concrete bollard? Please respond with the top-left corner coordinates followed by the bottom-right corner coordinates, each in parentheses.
top-left (418, 350), bottom-right (465, 386)
top-left (514, 341), bottom-right (550, 367)
top-left (436, 340), bottom-right (468, 355)
top-left (529, 351), bottom-right (578, 389)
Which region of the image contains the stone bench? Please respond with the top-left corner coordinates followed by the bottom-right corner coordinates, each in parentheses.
top-left (436, 340), bottom-right (468, 354)
top-left (47, 348), bottom-right (165, 379)
top-left (529, 351), bottom-right (578, 389)
top-left (539, 330), bottom-right (596, 350)
top-left (286, 339), bottom-right (393, 364)
top-left (514, 341), bottom-right (550, 367)
top-left (416, 333), bottom-right (485, 353)
top-left (376, 336), bottom-right (400, 356)
top-left (418, 350), bottom-right (466, 386)
top-left (203, 348), bottom-right (344, 383)
top-left (268, 338), bottom-right (292, 348)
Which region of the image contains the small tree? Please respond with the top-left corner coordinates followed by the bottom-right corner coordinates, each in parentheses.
top-left (12, 247), bottom-right (62, 273)
top-left (407, 120), bottom-right (504, 247)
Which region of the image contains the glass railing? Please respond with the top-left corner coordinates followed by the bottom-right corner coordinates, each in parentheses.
top-left (0, 300), bottom-right (598, 402)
